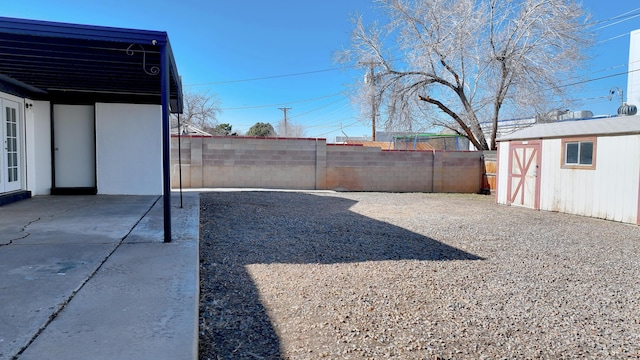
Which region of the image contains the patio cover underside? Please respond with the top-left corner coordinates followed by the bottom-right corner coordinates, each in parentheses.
top-left (0, 16), bottom-right (182, 109)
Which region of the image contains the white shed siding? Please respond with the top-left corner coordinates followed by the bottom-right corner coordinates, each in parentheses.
top-left (594, 136), bottom-right (638, 222)
top-left (95, 103), bottom-right (162, 195)
top-left (540, 138), bottom-right (597, 218)
top-left (539, 139), bottom-right (560, 211)
top-left (539, 135), bottom-right (640, 223)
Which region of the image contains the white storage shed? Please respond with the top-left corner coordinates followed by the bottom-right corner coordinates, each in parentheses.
top-left (496, 116), bottom-right (640, 225)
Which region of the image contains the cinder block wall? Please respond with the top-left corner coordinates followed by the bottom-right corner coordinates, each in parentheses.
top-left (325, 145), bottom-right (433, 192)
top-left (171, 136), bottom-right (322, 189)
top-left (171, 136), bottom-right (483, 193)
top-left (431, 151), bottom-right (485, 193)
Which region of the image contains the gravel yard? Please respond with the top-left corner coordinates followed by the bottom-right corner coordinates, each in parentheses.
top-left (198, 191), bottom-right (640, 359)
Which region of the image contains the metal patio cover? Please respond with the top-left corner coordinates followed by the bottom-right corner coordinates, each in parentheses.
top-left (0, 16), bottom-right (182, 242)
top-left (0, 16), bottom-right (182, 110)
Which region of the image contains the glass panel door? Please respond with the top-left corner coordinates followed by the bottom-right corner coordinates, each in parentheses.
top-left (1, 99), bottom-right (21, 193)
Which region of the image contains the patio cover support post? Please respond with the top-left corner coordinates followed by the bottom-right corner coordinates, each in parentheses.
top-left (161, 43), bottom-right (172, 243)
top-left (178, 114), bottom-right (183, 208)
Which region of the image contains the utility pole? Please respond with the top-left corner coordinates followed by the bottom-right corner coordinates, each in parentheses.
top-left (278, 107), bottom-right (291, 137)
top-left (361, 61), bottom-right (379, 141)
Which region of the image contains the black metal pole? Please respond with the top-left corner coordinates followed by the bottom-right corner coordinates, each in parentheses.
top-left (160, 44), bottom-right (172, 243)
top-left (178, 113), bottom-right (183, 208)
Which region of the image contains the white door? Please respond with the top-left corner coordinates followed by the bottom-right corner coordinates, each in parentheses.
top-left (53, 105), bottom-right (96, 188)
top-left (0, 98), bottom-right (22, 193)
top-left (507, 141), bottom-right (541, 209)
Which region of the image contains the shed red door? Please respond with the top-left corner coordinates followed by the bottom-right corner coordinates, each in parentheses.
top-left (506, 141), bottom-right (541, 209)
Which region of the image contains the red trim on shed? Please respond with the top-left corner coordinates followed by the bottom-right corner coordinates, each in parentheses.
top-left (506, 141), bottom-right (541, 210)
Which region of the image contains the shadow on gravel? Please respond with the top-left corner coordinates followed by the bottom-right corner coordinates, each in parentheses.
top-left (198, 191), bottom-right (483, 359)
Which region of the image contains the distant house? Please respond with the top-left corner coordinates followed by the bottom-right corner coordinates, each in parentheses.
top-left (0, 16), bottom-right (183, 204)
top-left (495, 116), bottom-right (640, 225)
top-left (334, 135), bottom-right (369, 143)
top-left (171, 124), bottom-right (213, 137)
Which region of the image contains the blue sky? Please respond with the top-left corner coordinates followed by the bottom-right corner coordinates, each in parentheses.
top-left (3, 1), bottom-right (639, 140)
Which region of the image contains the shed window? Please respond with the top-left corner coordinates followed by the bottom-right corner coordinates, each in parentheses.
top-left (562, 138), bottom-right (596, 169)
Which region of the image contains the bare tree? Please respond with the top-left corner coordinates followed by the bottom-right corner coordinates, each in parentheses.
top-left (171, 90), bottom-right (221, 134)
top-left (340, 0), bottom-right (593, 150)
top-left (275, 120), bottom-right (307, 138)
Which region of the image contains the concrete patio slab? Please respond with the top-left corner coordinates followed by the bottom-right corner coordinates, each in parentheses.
top-left (0, 192), bottom-right (199, 360)
top-left (0, 243), bottom-right (116, 358)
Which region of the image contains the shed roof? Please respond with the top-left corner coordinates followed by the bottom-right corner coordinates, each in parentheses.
top-left (498, 115), bottom-right (640, 141)
top-left (0, 16), bottom-right (182, 112)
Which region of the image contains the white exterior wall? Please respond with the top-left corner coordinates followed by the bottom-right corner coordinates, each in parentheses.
top-left (25, 100), bottom-right (52, 195)
top-left (627, 29), bottom-right (640, 108)
top-left (496, 141), bottom-right (511, 205)
top-left (95, 103), bottom-right (163, 195)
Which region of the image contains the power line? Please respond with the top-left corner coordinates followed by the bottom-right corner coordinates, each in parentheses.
top-left (296, 103), bottom-right (354, 127)
top-left (220, 92), bottom-right (343, 110)
top-left (597, 32), bottom-right (630, 45)
top-left (180, 6), bottom-right (640, 91)
top-left (594, 14), bottom-right (640, 31)
top-left (180, 16), bottom-right (636, 104)
top-left (184, 65), bottom-right (357, 87)
top-left (555, 67), bottom-right (640, 90)
top-left (289, 98), bottom-right (349, 119)
top-left (314, 120), bottom-right (361, 137)
top-left (198, 6), bottom-right (640, 121)
top-left (217, 59), bottom-right (639, 113)
top-left (553, 63), bottom-right (628, 88)
top-left (592, 7), bottom-right (640, 30)
top-left (303, 118), bottom-right (352, 128)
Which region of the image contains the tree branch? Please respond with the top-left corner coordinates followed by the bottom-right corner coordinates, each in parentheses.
top-left (418, 95), bottom-right (482, 150)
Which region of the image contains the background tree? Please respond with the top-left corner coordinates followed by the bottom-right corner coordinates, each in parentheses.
top-left (171, 90), bottom-right (221, 134)
top-left (341, 0), bottom-right (593, 150)
top-left (211, 123), bottom-right (235, 136)
top-left (275, 119), bottom-right (307, 138)
top-left (246, 122), bottom-right (277, 137)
